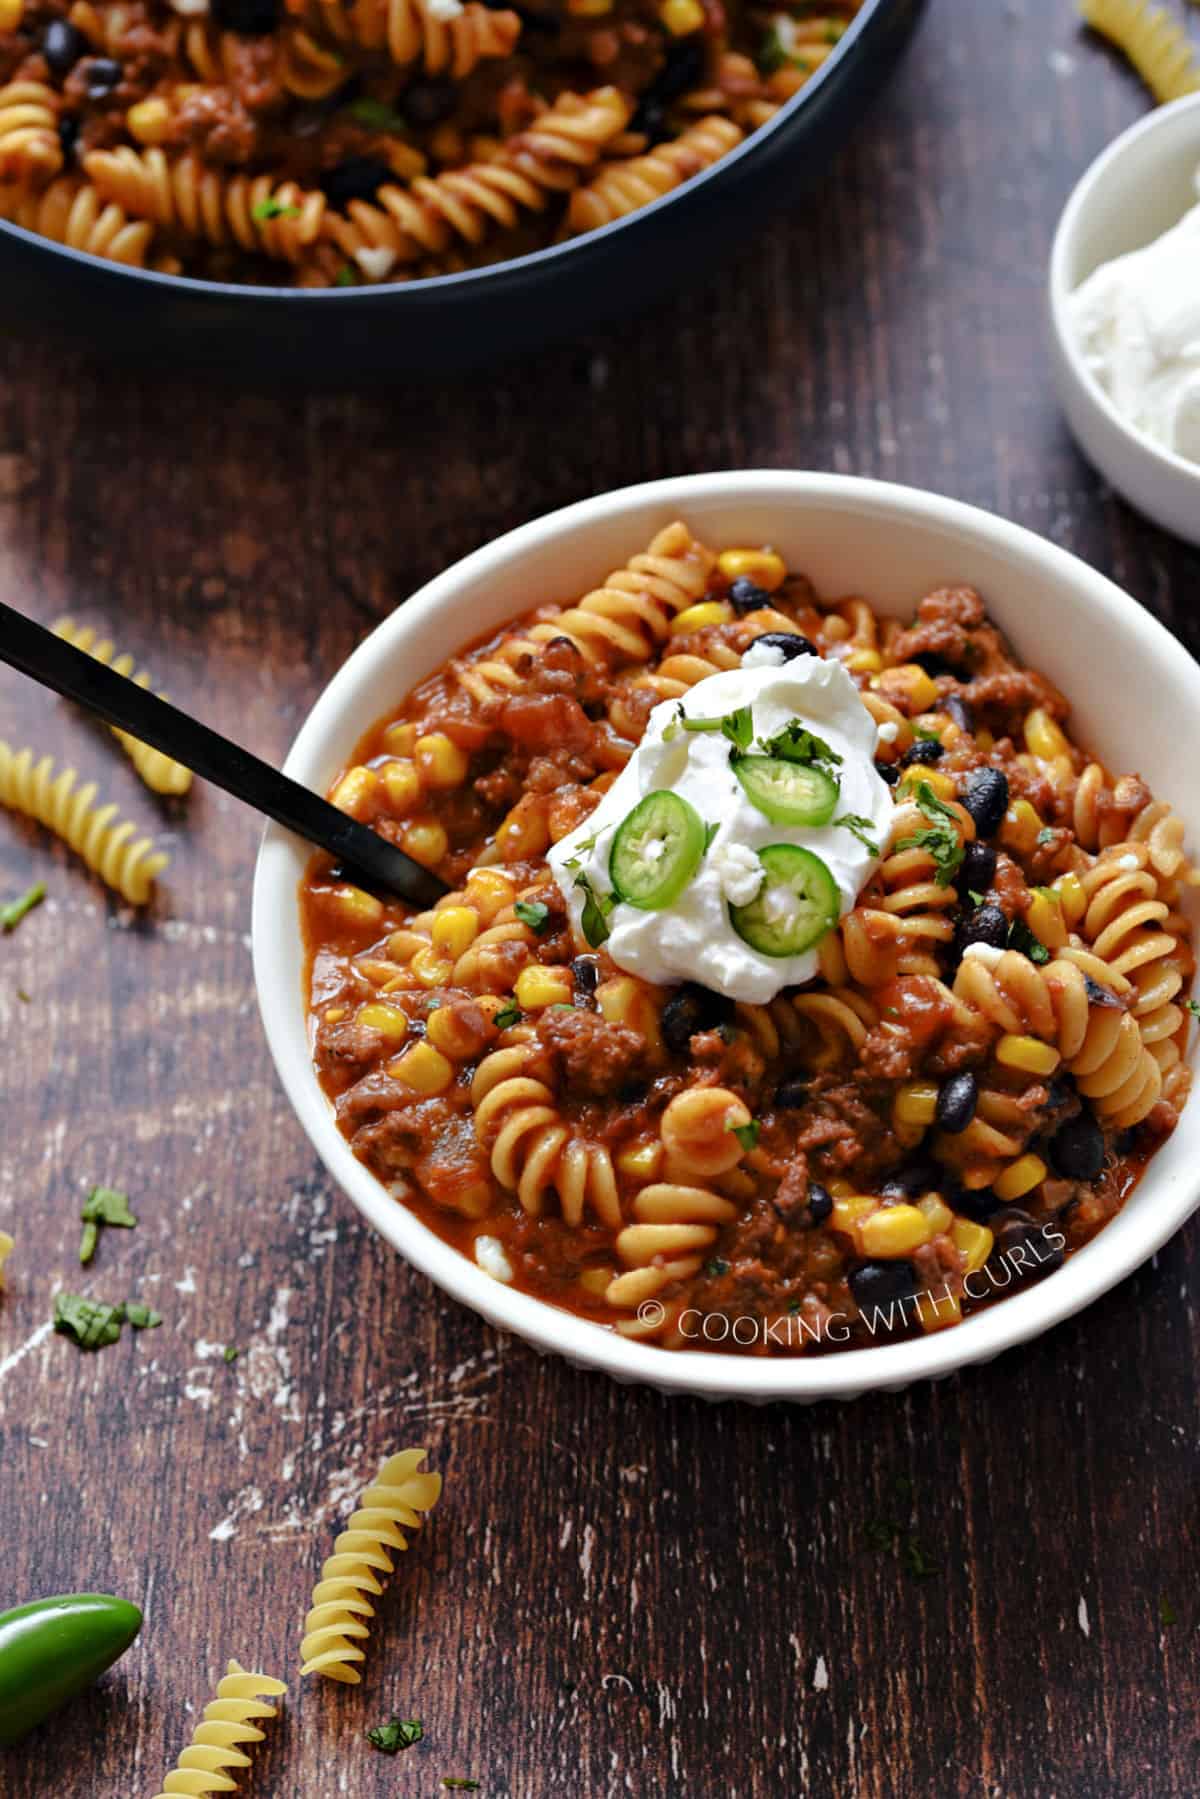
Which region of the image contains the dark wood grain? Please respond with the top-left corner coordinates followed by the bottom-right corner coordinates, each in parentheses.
top-left (1, 3), bottom-right (1198, 1795)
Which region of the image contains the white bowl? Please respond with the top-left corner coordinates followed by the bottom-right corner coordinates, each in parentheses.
top-left (1049, 93), bottom-right (1200, 545)
top-left (252, 471), bottom-right (1200, 1403)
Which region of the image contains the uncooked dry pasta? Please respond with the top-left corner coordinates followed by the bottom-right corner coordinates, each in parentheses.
top-left (150, 1660), bottom-right (286, 1799)
top-left (1080, 0), bottom-right (1200, 103)
top-left (52, 617), bottom-right (193, 796)
top-left (300, 524), bottom-right (1196, 1354)
top-left (0, 1), bottom-right (864, 284)
top-left (0, 739), bottom-right (169, 904)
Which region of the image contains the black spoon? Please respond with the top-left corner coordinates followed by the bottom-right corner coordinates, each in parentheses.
top-left (0, 601), bottom-right (450, 908)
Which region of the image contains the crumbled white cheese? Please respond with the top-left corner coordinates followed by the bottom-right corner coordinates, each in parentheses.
top-left (741, 639), bottom-right (787, 671)
top-left (354, 246), bottom-right (398, 283)
top-left (876, 721), bottom-right (899, 744)
top-left (426, 0), bottom-right (464, 17)
top-left (713, 841), bottom-right (765, 907)
top-left (961, 941), bottom-right (1006, 968)
top-left (1116, 853), bottom-right (1140, 870)
top-left (474, 1235), bottom-right (513, 1283)
top-left (168, 0), bottom-right (210, 14)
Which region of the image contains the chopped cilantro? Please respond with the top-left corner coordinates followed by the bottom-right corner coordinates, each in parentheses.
top-left (705, 1257), bottom-right (731, 1278)
top-left (758, 24), bottom-right (790, 74)
top-left (367, 1717), bottom-right (423, 1754)
top-left (1008, 918), bottom-right (1050, 965)
top-left (252, 197), bottom-right (302, 222)
top-left (967, 889), bottom-right (985, 907)
top-left (124, 1302), bottom-right (161, 1330)
top-left (493, 1001), bottom-right (522, 1030)
top-left (346, 97), bottom-right (410, 133)
top-left (756, 721), bottom-right (842, 769)
top-left (53, 1294), bottom-right (126, 1351)
top-left (672, 705), bottom-right (755, 751)
top-left (334, 265), bottom-right (359, 287)
top-left (16, 989), bottom-right (30, 1003)
top-left (703, 821), bottom-right (720, 853)
top-left (895, 780), bottom-right (964, 885)
top-left (1184, 998), bottom-right (1200, 1018)
top-left (730, 1120), bottom-right (760, 1152)
top-left (912, 724), bottom-right (941, 742)
top-left (1, 881), bottom-right (45, 932)
top-left (514, 900), bottom-right (551, 933)
top-left (79, 1185), bottom-right (137, 1265)
top-left (1036, 826), bottom-right (1057, 846)
top-left (1159, 1595), bottom-right (1178, 1626)
top-left (223, 1345), bottom-right (240, 1363)
top-left (574, 872), bottom-right (614, 949)
top-left (834, 812), bottom-right (881, 855)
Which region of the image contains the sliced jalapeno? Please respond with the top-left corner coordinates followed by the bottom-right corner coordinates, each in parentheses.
top-left (0, 1593), bottom-right (142, 1744)
top-left (609, 790), bottom-right (706, 910)
top-left (729, 844), bottom-right (839, 958)
top-left (732, 755), bottom-right (839, 827)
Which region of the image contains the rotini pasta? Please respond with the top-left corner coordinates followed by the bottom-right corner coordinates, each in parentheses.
top-left (567, 115), bottom-right (743, 235)
top-left (1080, 0), bottom-right (1200, 103)
top-left (150, 1660), bottom-right (286, 1799)
top-left (300, 525), bottom-right (1196, 1356)
top-left (82, 148), bottom-right (325, 261)
top-left (295, 0), bottom-right (522, 79)
top-left (0, 174), bottom-right (153, 262)
top-left (0, 78), bottom-right (60, 182)
top-left (300, 1447), bottom-right (442, 1683)
top-left (52, 618), bottom-right (193, 796)
top-left (0, 740), bottom-right (169, 904)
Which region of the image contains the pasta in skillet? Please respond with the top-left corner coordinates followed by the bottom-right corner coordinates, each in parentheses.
top-left (299, 523), bottom-right (1196, 1355)
top-left (0, 1), bottom-right (864, 283)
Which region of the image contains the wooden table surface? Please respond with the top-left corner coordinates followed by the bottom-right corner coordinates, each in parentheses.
top-left (2, 2), bottom-right (1198, 1794)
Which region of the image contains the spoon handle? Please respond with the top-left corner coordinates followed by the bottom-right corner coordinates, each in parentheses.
top-left (0, 601), bottom-right (449, 907)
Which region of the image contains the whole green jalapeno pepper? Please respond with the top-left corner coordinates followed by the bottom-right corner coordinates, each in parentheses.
top-left (0, 1593), bottom-right (142, 1745)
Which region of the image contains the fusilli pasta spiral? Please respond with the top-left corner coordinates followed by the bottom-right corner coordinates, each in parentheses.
top-left (52, 618), bottom-right (193, 796)
top-left (82, 148), bottom-right (326, 261)
top-left (150, 1660), bottom-right (286, 1799)
top-left (0, 79), bottom-right (60, 182)
top-left (567, 115), bottom-right (743, 235)
top-left (0, 740), bottom-right (169, 904)
top-left (1080, 0), bottom-right (1200, 102)
top-left (300, 1447), bottom-right (442, 1683)
top-left (0, 176), bottom-right (154, 264)
top-left (471, 1043), bottom-right (621, 1225)
top-left (297, 0), bottom-right (522, 78)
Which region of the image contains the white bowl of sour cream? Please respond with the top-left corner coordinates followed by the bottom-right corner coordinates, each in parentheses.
top-left (1049, 93), bottom-right (1200, 545)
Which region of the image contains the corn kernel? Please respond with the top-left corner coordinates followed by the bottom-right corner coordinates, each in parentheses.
top-left (1000, 799), bottom-right (1043, 857)
top-left (466, 868), bottom-right (516, 922)
top-left (415, 731), bottom-right (470, 790)
top-left (845, 648), bottom-right (883, 674)
top-left (899, 767), bottom-right (957, 803)
top-left (717, 547), bottom-right (787, 591)
top-left (893, 1081), bottom-right (939, 1128)
top-left (888, 664), bottom-right (939, 714)
top-left (382, 721), bottom-right (417, 756)
top-left (1025, 707), bottom-right (1070, 762)
top-left (915, 1290), bottom-right (963, 1332)
top-left (659, 0), bottom-right (704, 30)
top-left (326, 884), bottom-right (383, 930)
top-left (323, 1006), bottom-right (348, 1025)
top-left (514, 964), bottom-right (574, 1010)
top-left (427, 1004), bottom-right (487, 1060)
top-left (670, 599), bottom-right (733, 636)
top-left (579, 1265), bottom-right (616, 1295)
top-left (830, 1195), bottom-right (876, 1244)
top-left (996, 1034), bottom-right (1060, 1076)
top-left (1056, 872), bottom-right (1087, 925)
top-left (409, 945), bottom-right (454, 988)
top-left (859, 1203), bottom-right (933, 1258)
top-left (827, 1177), bottom-right (856, 1197)
top-left (917, 1193), bottom-right (954, 1235)
top-left (1026, 890), bottom-right (1067, 951)
top-left (330, 765), bottom-right (377, 819)
top-left (390, 1041), bottom-right (454, 1095)
top-left (127, 98), bottom-right (171, 145)
top-left (381, 759), bottom-right (422, 814)
top-left (951, 1216), bottom-right (994, 1273)
top-left (400, 816), bottom-right (449, 867)
top-left (496, 799), bottom-right (549, 861)
top-left (357, 1002), bottom-right (410, 1043)
top-left (617, 1140), bottom-right (664, 1181)
top-left (432, 906), bottom-right (479, 959)
top-left (993, 1153), bottom-right (1047, 1202)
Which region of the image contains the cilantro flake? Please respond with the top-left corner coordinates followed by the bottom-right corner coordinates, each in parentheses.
top-left (1008, 918), bottom-right (1050, 965)
top-left (574, 872), bottom-right (614, 949)
top-left (757, 720), bottom-right (842, 770)
top-left (703, 821), bottom-right (720, 853)
top-left (334, 265), bottom-right (359, 287)
top-left (124, 1302), bottom-right (161, 1330)
top-left (1, 881), bottom-right (45, 932)
top-left (223, 1345), bottom-right (240, 1363)
top-left (895, 781), bottom-right (964, 885)
top-left (78, 1186), bottom-right (137, 1265)
top-left (730, 1120), bottom-right (760, 1152)
top-left (346, 97), bottom-right (410, 133)
top-left (53, 1294), bottom-right (126, 1351)
top-left (705, 1257), bottom-right (731, 1278)
top-left (493, 1001), bottom-right (522, 1030)
top-left (834, 812), bottom-right (881, 856)
top-left (1184, 998), bottom-right (1200, 1019)
top-left (252, 197), bottom-right (302, 222)
top-left (367, 1717), bottom-right (423, 1754)
top-left (514, 900), bottom-right (551, 933)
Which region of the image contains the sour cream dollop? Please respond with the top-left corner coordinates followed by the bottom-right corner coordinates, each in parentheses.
top-left (548, 658), bottom-right (893, 1004)
top-left (1068, 173), bottom-right (1200, 463)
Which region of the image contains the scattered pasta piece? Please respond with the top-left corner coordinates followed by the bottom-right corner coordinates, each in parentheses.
top-left (150, 1660), bottom-right (286, 1799)
top-left (0, 739), bottom-right (169, 905)
top-left (300, 1447), bottom-right (442, 1684)
top-left (52, 618), bottom-right (193, 797)
top-left (1080, 0), bottom-right (1200, 103)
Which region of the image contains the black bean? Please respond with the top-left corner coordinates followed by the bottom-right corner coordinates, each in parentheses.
top-left (936, 1071), bottom-right (978, 1134)
top-left (630, 96), bottom-right (667, 143)
top-left (42, 21), bottom-right (87, 76)
top-left (1048, 1108), bottom-right (1106, 1181)
top-left (876, 761), bottom-right (900, 786)
top-left (849, 1261), bottom-right (919, 1311)
top-left (899, 738), bottom-right (944, 769)
top-left (571, 956), bottom-right (599, 995)
top-left (83, 58), bottom-right (123, 97)
top-left (879, 1158), bottom-right (941, 1199)
top-left (728, 576), bottom-right (772, 615)
top-left (956, 840), bottom-right (996, 894)
top-left (957, 903), bottom-right (1009, 952)
top-left (774, 1076), bottom-right (809, 1110)
top-left (319, 157), bottom-right (392, 208)
top-left (1044, 1074), bottom-right (1074, 1112)
top-left (753, 632), bottom-right (817, 662)
top-left (653, 37), bottom-right (706, 101)
top-left (618, 1080), bottom-right (648, 1106)
top-left (988, 1209), bottom-right (1065, 1280)
top-left (660, 982), bottom-right (732, 1056)
top-left (807, 1182), bottom-right (833, 1224)
top-left (912, 651), bottom-right (954, 678)
top-left (212, 0), bottom-right (279, 32)
top-left (955, 1188), bottom-right (1001, 1223)
top-left (961, 767), bottom-right (1009, 837)
top-left (401, 78), bottom-right (458, 128)
top-left (58, 115), bottom-right (79, 158)
top-left (1083, 974), bottom-right (1122, 1009)
top-left (943, 692), bottom-right (974, 734)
